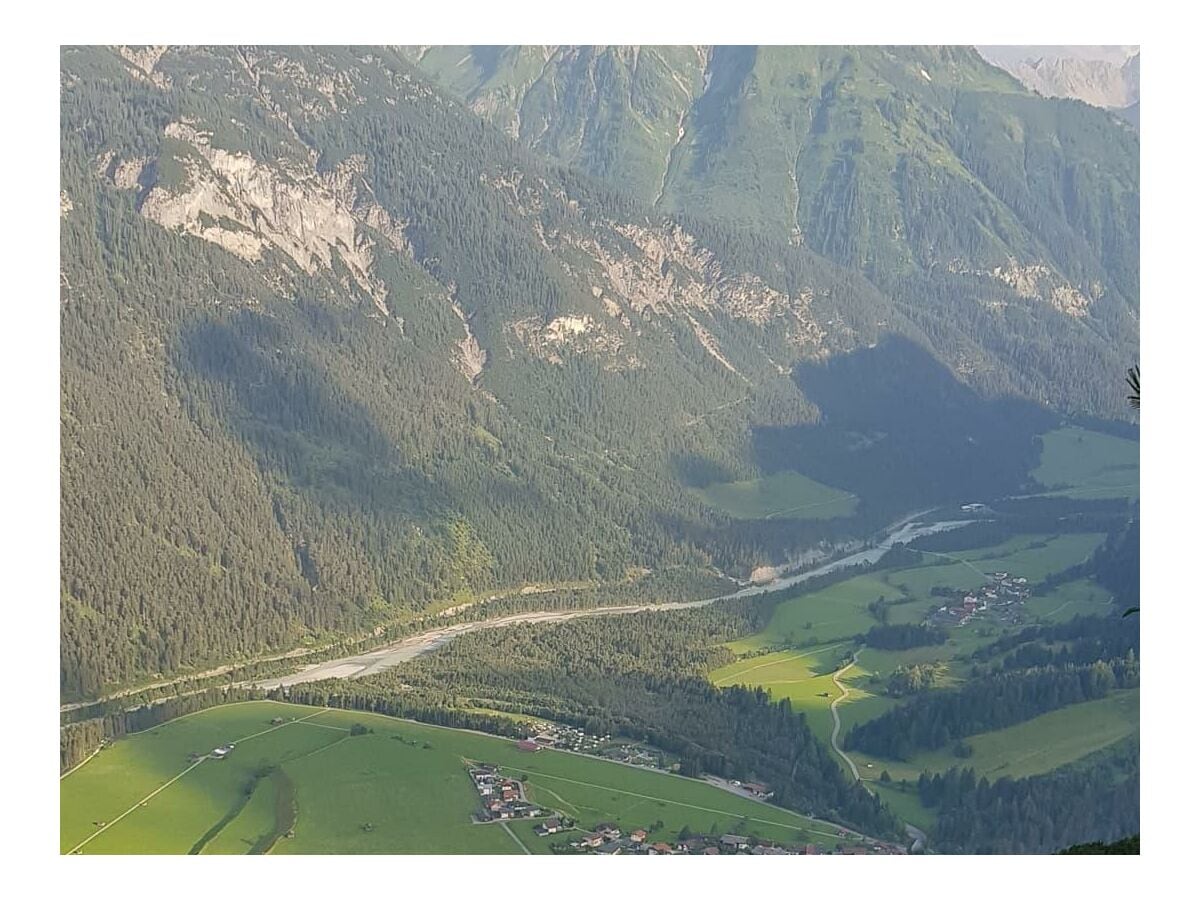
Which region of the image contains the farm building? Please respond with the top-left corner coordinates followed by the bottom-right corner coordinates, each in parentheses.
top-left (514, 739), bottom-right (541, 752)
top-left (743, 781), bottom-right (773, 798)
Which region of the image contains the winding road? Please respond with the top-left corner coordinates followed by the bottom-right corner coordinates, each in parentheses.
top-left (828, 649), bottom-right (863, 780)
top-left (827, 648), bottom-right (929, 853)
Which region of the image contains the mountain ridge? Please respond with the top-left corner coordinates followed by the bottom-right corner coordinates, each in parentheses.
top-left (60, 45), bottom-right (1138, 697)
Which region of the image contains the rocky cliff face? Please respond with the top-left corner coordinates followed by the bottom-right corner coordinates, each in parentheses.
top-left (977, 46), bottom-right (1139, 111)
top-left (97, 57), bottom-right (854, 390)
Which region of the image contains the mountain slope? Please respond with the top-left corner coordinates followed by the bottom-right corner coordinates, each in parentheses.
top-left (402, 45), bottom-right (1140, 415)
top-left (60, 46), bottom-right (904, 696)
top-left (61, 45), bottom-right (1138, 698)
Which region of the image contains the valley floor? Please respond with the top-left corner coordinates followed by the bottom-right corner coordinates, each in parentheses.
top-left (61, 701), bottom-right (883, 855)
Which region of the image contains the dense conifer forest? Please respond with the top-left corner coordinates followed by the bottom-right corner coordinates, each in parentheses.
top-left (60, 46), bottom-right (1138, 697)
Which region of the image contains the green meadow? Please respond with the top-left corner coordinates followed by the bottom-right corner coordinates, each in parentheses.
top-left (726, 574), bottom-right (905, 653)
top-left (61, 701), bottom-right (863, 854)
top-left (848, 690), bottom-right (1140, 786)
top-left (711, 644), bottom-right (863, 743)
top-left (1032, 426), bottom-right (1139, 499)
top-left (693, 470), bottom-right (858, 520)
top-left (723, 533), bottom-right (1105, 658)
top-left (709, 528), bottom-right (1130, 819)
top-left (883, 532), bottom-right (1108, 598)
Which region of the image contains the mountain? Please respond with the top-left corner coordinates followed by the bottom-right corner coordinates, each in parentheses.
top-left (976, 46), bottom-right (1139, 112)
top-left (60, 46), bottom-right (1138, 698)
top-left (401, 46), bottom-right (1140, 413)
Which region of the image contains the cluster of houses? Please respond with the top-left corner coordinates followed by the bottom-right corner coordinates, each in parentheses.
top-left (523, 723), bottom-right (607, 754)
top-left (527, 724), bottom-right (679, 773)
top-left (467, 759), bottom-right (899, 855)
top-left (568, 822), bottom-right (659, 854)
top-left (928, 571), bottom-right (1032, 628)
top-left (566, 827), bottom-right (895, 855)
top-left (468, 764), bottom-right (546, 821)
top-left (598, 743), bottom-right (672, 770)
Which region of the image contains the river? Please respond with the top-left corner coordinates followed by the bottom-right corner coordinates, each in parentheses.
top-left (252, 516), bottom-right (971, 691)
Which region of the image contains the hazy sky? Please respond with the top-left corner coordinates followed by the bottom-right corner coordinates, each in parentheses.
top-left (975, 45), bottom-right (1139, 67)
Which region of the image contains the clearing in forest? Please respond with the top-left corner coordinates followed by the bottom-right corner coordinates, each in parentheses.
top-left (692, 470), bottom-right (858, 520)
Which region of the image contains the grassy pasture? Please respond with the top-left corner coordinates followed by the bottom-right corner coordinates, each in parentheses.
top-left (1031, 426), bottom-right (1139, 499)
top-left (711, 530), bottom-right (1125, 806)
top-left (1024, 578), bottom-right (1114, 622)
top-left (62, 701), bottom-right (859, 854)
top-left (693, 470), bottom-right (858, 520)
top-left (728, 534), bottom-right (1102, 658)
top-left (727, 574), bottom-right (906, 654)
top-left (849, 690), bottom-right (1140, 785)
top-left (711, 644), bottom-right (857, 743)
top-left (869, 782), bottom-right (936, 832)
top-left (882, 533), bottom-right (1107, 599)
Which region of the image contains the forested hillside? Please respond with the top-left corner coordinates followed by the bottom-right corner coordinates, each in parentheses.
top-left (61, 46), bottom-right (1138, 699)
top-left (404, 45), bottom-right (1140, 416)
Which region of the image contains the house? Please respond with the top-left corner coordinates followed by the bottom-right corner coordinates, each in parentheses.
top-left (630, 829), bottom-right (647, 843)
top-left (581, 833), bottom-right (604, 848)
top-left (595, 842), bottom-right (623, 855)
top-left (702, 846), bottom-right (721, 855)
top-left (648, 842), bottom-right (674, 855)
top-left (535, 817), bottom-right (562, 836)
top-left (595, 822), bottom-right (620, 840)
top-left (720, 834), bottom-right (749, 850)
top-left (743, 781), bottom-right (772, 798)
top-left (805, 844), bottom-right (819, 855)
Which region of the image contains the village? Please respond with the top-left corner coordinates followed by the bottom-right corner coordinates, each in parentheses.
top-left (467, 755), bottom-right (902, 855)
top-left (468, 763), bottom-right (552, 822)
top-left (926, 570), bottom-right (1031, 628)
